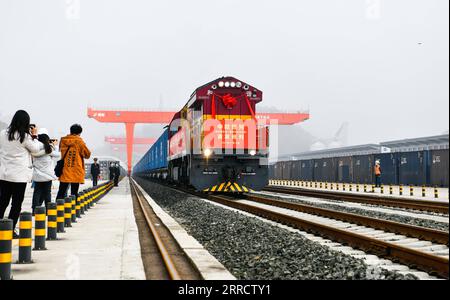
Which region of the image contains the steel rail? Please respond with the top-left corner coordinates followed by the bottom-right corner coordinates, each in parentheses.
top-left (244, 194), bottom-right (449, 245)
top-left (130, 179), bottom-right (181, 280)
top-left (206, 194), bottom-right (449, 279)
top-left (263, 186), bottom-right (449, 214)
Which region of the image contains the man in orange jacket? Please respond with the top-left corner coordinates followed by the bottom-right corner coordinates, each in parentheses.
top-left (56, 124), bottom-right (91, 201)
top-left (374, 160), bottom-right (382, 187)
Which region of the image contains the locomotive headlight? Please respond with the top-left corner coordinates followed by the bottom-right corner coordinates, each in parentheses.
top-left (218, 81), bottom-right (225, 88)
top-left (236, 81), bottom-right (242, 88)
top-left (249, 150), bottom-right (257, 156)
top-left (224, 81), bottom-right (230, 88)
top-left (203, 148), bottom-right (212, 157)
top-left (230, 82), bottom-right (236, 88)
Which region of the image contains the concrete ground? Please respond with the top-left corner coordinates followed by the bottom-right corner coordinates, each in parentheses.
top-left (6, 178), bottom-right (145, 280)
top-left (270, 180), bottom-right (449, 202)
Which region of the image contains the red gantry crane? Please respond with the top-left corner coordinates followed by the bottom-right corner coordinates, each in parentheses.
top-left (88, 108), bottom-right (310, 174)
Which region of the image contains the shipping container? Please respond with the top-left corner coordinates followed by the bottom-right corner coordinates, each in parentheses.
top-left (290, 160), bottom-right (302, 180)
top-left (300, 159), bottom-right (314, 181)
top-left (281, 161), bottom-right (291, 180)
top-left (373, 153), bottom-right (399, 185)
top-left (273, 162), bottom-right (283, 179)
top-left (429, 149), bottom-right (449, 187)
top-left (313, 158), bottom-right (336, 182)
top-left (352, 155), bottom-right (373, 184)
top-left (397, 151), bottom-right (428, 186)
top-left (133, 129), bottom-right (168, 174)
top-left (336, 156), bottom-right (353, 183)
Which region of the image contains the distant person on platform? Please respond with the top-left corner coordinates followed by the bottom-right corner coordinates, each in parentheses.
top-left (56, 124), bottom-right (91, 202)
top-left (90, 158), bottom-right (100, 187)
top-left (114, 162), bottom-right (121, 187)
top-left (109, 163), bottom-right (115, 181)
top-left (374, 160), bottom-right (382, 188)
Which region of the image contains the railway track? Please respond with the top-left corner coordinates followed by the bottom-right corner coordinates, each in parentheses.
top-left (264, 186), bottom-right (449, 214)
top-left (204, 193), bottom-right (449, 279)
top-left (135, 179), bottom-right (449, 279)
top-left (129, 179), bottom-right (201, 280)
top-left (244, 194), bottom-right (449, 245)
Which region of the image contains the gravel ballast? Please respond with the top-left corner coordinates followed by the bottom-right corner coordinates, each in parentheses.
top-left (135, 177), bottom-right (418, 280)
top-left (255, 192), bottom-right (449, 232)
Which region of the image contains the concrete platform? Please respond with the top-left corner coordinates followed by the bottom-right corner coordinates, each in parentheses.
top-left (269, 180), bottom-right (449, 202)
top-left (7, 178), bottom-right (145, 280)
top-left (132, 178), bottom-right (236, 280)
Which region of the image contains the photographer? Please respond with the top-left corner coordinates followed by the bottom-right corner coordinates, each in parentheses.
top-left (31, 129), bottom-right (61, 214)
top-left (0, 110), bottom-right (43, 237)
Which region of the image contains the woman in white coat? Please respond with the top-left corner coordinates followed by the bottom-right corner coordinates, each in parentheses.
top-left (31, 131), bottom-right (61, 213)
top-left (0, 110), bottom-right (43, 236)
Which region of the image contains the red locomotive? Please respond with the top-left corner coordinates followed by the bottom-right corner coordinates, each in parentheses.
top-left (134, 76), bottom-right (269, 192)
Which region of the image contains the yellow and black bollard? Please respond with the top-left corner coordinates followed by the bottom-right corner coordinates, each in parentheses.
top-left (399, 185), bottom-right (403, 196)
top-left (422, 186), bottom-right (426, 198)
top-left (356, 184), bottom-right (360, 192)
top-left (70, 196), bottom-right (77, 223)
top-left (87, 190), bottom-right (93, 209)
top-left (336, 183), bottom-right (340, 191)
top-left (434, 187), bottom-right (439, 199)
top-left (342, 183), bottom-right (346, 191)
top-left (380, 185), bottom-right (384, 194)
top-left (410, 186), bottom-right (414, 197)
top-left (389, 185), bottom-right (393, 195)
top-left (64, 197), bottom-right (72, 228)
top-left (349, 184), bottom-right (352, 192)
top-left (47, 203), bottom-right (57, 241)
top-left (56, 199), bottom-right (65, 233)
top-left (371, 185), bottom-right (375, 193)
top-left (325, 182), bottom-right (328, 189)
top-left (76, 195), bottom-right (81, 219)
top-left (78, 192), bottom-right (85, 215)
top-left (33, 206), bottom-right (47, 250)
top-left (330, 183), bottom-right (334, 190)
top-left (17, 212), bottom-right (33, 264)
top-left (0, 219), bottom-right (13, 280)
top-left (364, 184), bottom-right (367, 193)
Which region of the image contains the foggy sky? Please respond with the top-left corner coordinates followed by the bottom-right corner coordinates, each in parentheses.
top-left (0, 0), bottom-right (448, 157)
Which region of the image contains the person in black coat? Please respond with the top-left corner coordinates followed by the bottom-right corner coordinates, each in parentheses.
top-left (109, 163), bottom-right (115, 181)
top-left (90, 158), bottom-right (100, 186)
top-left (113, 162), bottom-right (121, 187)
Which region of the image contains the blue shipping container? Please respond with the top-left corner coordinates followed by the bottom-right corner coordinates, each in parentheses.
top-left (133, 129), bottom-right (168, 174)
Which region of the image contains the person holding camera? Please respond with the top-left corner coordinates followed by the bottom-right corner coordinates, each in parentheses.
top-left (31, 129), bottom-right (61, 214)
top-left (0, 110), bottom-right (43, 237)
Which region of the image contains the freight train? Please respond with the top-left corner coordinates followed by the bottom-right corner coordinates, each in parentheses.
top-left (270, 149), bottom-right (449, 187)
top-left (133, 77), bottom-right (269, 192)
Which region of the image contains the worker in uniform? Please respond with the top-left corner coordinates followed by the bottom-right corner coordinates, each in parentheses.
top-left (374, 160), bottom-right (382, 187)
top-left (90, 158), bottom-right (100, 187)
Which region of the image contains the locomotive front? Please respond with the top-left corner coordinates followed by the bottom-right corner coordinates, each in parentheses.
top-left (168, 77), bottom-right (269, 192)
